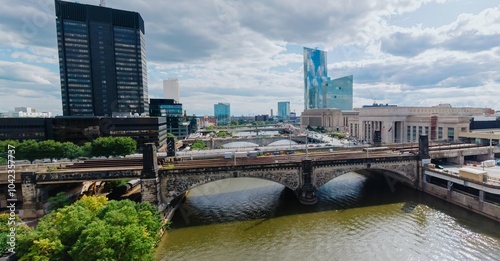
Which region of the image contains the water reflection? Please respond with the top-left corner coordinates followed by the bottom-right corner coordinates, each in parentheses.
top-left (158, 173), bottom-right (500, 261)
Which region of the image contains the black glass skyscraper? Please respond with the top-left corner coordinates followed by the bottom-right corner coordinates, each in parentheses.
top-left (55, 0), bottom-right (148, 116)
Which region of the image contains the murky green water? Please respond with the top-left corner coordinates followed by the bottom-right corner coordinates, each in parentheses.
top-left (156, 173), bottom-right (500, 260)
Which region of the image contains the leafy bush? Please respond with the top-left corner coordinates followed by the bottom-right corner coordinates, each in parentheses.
top-left (17, 196), bottom-right (162, 261)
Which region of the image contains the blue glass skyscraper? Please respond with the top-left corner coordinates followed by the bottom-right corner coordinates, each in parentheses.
top-left (304, 47), bottom-right (328, 110)
top-left (278, 101), bottom-right (290, 119)
top-left (324, 75), bottom-right (353, 110)
top-left (214, 103), bottom-right (230, 126)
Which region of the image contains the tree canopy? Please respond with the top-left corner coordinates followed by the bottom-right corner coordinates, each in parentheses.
top-left (91, 136), bottom-right (136, 157)
top-left (2, 137), bottom-right (137, 163)
top-left (0, 214), bottom-right (30, 255)
top-left (216, 131), bottom-right (228, 138)
top-left (191, 140), bottom-right (207, 150)
top-left (16, 196), bottom-right (162, 261)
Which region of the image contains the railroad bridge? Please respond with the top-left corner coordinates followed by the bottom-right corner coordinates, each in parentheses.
top-left (155, 156), bottom-right (418, 205)
top-left (21, 136), bottom-right (500, 216)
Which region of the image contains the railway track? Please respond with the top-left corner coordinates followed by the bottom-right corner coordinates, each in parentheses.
top-left (62, 143), bottom-right (476, 171)
top-left (167, 149), bottom-right (402, 170)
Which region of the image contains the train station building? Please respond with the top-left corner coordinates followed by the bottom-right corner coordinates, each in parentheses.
top-left (301, 104), bottom-right (494, 144)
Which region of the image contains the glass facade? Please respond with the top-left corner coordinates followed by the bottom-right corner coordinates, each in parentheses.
top-left (447, 127), bottom-right (455, 140)
top-left (304, 47), bottom-right (327, 110)
top-left (214, 103), bottom-right (230, 126)
top-left (55, 0), bottom-right (147, 116)
top-left (149, 99), bottom-right (186, 138)
top-left (277, 101), bottom-right (290, 119)
top-left (324, 75), bottom-right (353, 110)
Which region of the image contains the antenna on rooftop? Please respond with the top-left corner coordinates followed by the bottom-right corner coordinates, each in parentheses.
top-left (99, 0), bottom-right (106, 7)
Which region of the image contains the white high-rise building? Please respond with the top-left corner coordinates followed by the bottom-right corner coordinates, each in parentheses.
top-left (163, 78), bottom-right (180, 102)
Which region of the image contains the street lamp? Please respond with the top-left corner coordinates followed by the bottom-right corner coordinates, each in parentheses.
top-left (306, 133), bottom-right (309, 160)
top-left (490, 131), bottom-right (494, 160)
top-left (181, 121), bottom-right (190, 139)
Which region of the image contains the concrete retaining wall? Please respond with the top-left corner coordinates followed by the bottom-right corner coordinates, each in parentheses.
top-left (423, 183), bottom-right (500, 222)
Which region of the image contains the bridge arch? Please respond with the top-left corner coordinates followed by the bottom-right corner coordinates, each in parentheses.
top-left (159, 167), bottom-right (301, 204)
top-left (267, 140), bottom-right (298, 147)
top-left (221, 141), bottom-right (259, 149)
top-left (313, 160), bottom-right (418, 189)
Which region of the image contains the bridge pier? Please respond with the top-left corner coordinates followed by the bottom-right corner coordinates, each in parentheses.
top-left (448, 156), bottom-right (464, 165)
top-left (297, 160), bottom-right (318, 205)
top-left (141, 143), bottom-right (162, 210)
top-left (20, 173), bottom-right (38, 219)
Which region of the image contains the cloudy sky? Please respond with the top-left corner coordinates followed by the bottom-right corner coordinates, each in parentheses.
top-left (0, 0), bottom-right (499, 116)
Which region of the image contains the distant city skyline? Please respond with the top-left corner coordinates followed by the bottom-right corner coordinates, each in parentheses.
top-left (1, 0), bottom-right (499, 116)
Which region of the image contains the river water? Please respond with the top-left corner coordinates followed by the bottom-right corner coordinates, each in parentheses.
top-left (156, 173), bottom-right (500, 260)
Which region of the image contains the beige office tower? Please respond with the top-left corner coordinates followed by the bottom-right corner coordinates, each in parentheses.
top-left (163, 78), bottom-right (180, 102)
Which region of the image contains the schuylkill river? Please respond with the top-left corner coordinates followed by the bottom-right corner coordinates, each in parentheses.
top-left (156, 173), bottom-right (500, 261)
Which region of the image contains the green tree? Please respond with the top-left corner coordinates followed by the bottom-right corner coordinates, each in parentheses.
top-left (102, 179), bottom-right (129, 192)
top-left (0, 139), bottom-right (20, 156)
top-left (330, 132), bottom-right (347, 139)
top-left (216, 131), bottom-right (228, 138)
top-left (112, 137), bottom-right (136, 157)
top-left (91, 137), bottom-right (136, 158)
top-left (38, 140), bottom-right (63, 161)
top-left (17, 140), bottom-right (40, 163)
top-left (16, 196), bottom-right (161, 261)
top-left (80, 142), bottom-right (92, 158)
top-left (61, 142), bottom-right (81, 161)
top-left (191, 140), bottom-right (207, 150)
top-left (205, 125), bottom-right (215, 130)
top-left (91, 137), bottom-right (114, 157)
top-left (0, 213), bottom-right (31, 255)
top-left (47, 192), bottom-right (72, 212)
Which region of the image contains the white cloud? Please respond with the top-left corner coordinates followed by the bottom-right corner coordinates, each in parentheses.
top-left (0, 0), bottom-right (498, 116)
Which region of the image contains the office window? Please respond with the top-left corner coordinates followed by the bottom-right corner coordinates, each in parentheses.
top-left (447, 127), bottom-right (455, 140)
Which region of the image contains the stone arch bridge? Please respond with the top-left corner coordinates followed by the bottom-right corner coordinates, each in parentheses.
top-left (185, 135), bottom-right (323, 148)
top-left (149, 156), bottom-right (419, 205)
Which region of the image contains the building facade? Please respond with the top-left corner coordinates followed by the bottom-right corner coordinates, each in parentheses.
top-left (214, 103), bottom-right (230, 126)
top-left (300, 109), bottom-right (344, 132)
top-left (278, 101), bottom-right (290, 120)
top-left (0, 107), bottom-right (52, 118)
top-left (0, 117), bottom-right (167, 151)
top-left (302, 105), bottom-right (492, 144)
top-left (163, 78), bottom-right (180, 102)
top-left (55, 0), bottom-right (148, 116)
top-left (304, 47), bottom-right (328, 110)
top-left (255, 115), bottom-right (270, 122)
top-left (149, 99), bottom-right (189, 138)
top-left (324, 75), bottom-right (353, 110)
